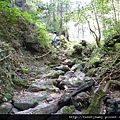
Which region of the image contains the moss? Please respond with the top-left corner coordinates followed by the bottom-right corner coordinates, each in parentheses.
top-left (85, 89), bottom-right (105, 114)
top-left (62, 106), bottom-right (76, 114)
top-left (87, 68), bottom-right (98, 76)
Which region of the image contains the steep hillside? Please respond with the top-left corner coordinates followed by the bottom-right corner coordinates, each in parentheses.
top-left (0, 1), bottom-right (50, 104)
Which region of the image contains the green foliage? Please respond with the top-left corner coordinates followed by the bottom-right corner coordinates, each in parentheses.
top-left (115, 43), bottom-right (120, 49)
top-left (36, 24), bottom-right (49, 47)
top-left (21, 65), bottom-right (28, 71)
top-left (21, 11), bottom-right (33, 21)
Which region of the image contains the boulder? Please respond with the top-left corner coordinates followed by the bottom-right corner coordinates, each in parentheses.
top-left (0, 102), bottom-right (13, 114)
top-left (13, 91), bottom-right (47, 110)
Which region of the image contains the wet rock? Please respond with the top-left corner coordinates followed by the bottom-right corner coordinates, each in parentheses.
top-left (62, 71), bottom-right (85, 88)
top-left (16, 101), bottom-right (65, 115)
top-left (0, 102), bottom-right (13, 114)
top-left (53, 80), bottom-right (66, 90)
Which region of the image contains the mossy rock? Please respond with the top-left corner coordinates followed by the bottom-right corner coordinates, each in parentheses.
top-left (73, 45), bottom-right (82, 55)
top-left (85, 89), bottom-right (105, 114)
top-left (47, 70), bottom-right (65, 78)
top-left (62, 106), bottom-right (76, 114)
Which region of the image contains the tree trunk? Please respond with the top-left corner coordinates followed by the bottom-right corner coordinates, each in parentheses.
top-left (91, 1), bottom-right (101, 47)
top-left (22, 0), bottom-right (26, 12)
top-left (59, 2), bottom-right (63, 35)
top-left (111, 0), bottom-right (119, 33)
top-left (84, 15), bottom-right (100, 47)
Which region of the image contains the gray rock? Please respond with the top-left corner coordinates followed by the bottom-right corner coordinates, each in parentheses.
top-left (62, 77), bottom-right (83, 88)
top-left (0, 102), bottom-right (13, 114)
top-left (15, 102), bottom-right (48, 114)
top-left (74, 72), bottom-right (85, 81)
top-left (84, 76), bottom-right (94, 82)
top-left (64, 71), bottom-right (75, 78)
top-left (16, 102), bottom-right (59, 114)
top-left (54, 65), bottom-right (70, 72)
top-left (71, 64), bottom-right (83, 71)
top-left (62, 59), bottom-right (75, 67)
top-left (10, 107), bottom-right (19, 114)
top-left (13, 91), bottom-right (47, 110)
top-left (46, 93), bottom-right (62, 102)
top-left (27, 84), bottom-right (46, 92)
top-left (27, 79), bottom-right (59, 92)
top-left (47, 70), bottom-right (65, 78)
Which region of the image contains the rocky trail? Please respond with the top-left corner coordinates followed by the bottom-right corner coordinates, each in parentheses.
top-left (1, 44), bottom-right (120, 119)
